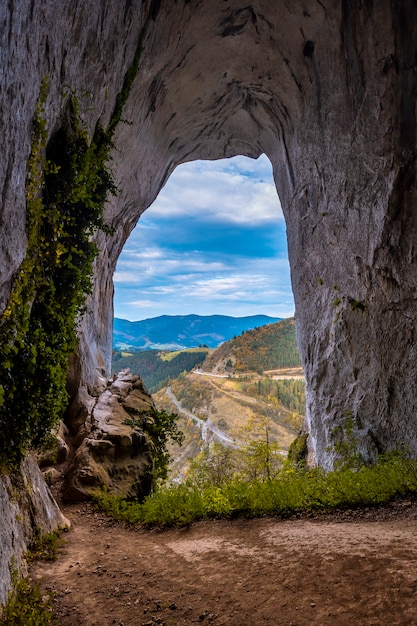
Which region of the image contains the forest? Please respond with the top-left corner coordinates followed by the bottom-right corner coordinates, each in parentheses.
top-left (203, 318), bottom-right (301, 374)
top-left (112, 349), bottom-right (208, 392)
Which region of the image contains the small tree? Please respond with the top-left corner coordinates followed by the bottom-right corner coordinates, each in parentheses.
top-left (124, 408), bottom-right (184, 488)
top-left (188, 442), bottom-right (237, 487)
top-left (234, 415), bottom-right (283, 481)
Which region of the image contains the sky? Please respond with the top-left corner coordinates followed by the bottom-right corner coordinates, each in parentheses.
top-left (113, 154), bottom-right (295, 321)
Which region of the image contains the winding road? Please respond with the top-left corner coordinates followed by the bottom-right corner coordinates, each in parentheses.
top-left (166, 386), bottom-right (235, 446)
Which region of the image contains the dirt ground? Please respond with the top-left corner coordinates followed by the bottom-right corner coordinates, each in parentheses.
top-left (30, 501), bottom-right (417, 626)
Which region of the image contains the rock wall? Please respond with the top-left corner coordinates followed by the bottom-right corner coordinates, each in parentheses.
top-left (1, 3), bottom-right (416, 468)
top-left (0, 456), bottom-right (69, 607)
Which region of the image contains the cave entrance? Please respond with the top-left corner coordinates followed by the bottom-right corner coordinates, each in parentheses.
top-left (112, 154), bottom-right (305, 482)
top-left (113, 154), bottom-right (293, 322)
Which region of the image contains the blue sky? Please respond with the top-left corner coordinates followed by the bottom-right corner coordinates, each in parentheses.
top-left (113, 154), bottom-right (295, 321)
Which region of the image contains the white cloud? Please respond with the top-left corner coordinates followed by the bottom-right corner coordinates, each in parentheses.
top-left (116, 254), bottom-right (230, 279)
top-left (127, 299), bottom-right (157, 309)
top-left (113, 155), bottom-right (294, 321)
top-left (147, 155), bottom-right (283, 225)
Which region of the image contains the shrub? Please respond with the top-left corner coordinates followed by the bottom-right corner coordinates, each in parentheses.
top-left (95, 455), bottom-right (417, 528)
top-left (1, 572), bottom-right (56, 626)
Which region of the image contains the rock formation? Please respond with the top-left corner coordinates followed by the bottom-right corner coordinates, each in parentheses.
top-left (0, 456), bottom-right (69, 606)
top-left (81, 1), bottom-right (417, 468)
top-left (64, 370), bottom-right (154, 501)
top-left (1, 2), bottom-right (417, 598)
top-left (0, 0), bottom-right (417, 601)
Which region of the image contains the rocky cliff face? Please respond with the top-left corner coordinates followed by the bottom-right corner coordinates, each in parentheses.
top-left (1, 3), bottom-right (416, 475)
top-left (0, 456), bottom-right (69, 607)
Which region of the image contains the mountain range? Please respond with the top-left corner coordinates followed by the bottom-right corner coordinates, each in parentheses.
top-left (113, 314), bottom-right (282, 350)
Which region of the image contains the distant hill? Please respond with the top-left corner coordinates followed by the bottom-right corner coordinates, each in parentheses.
top-left (202, 317), bottom-right (301, 374)
top-left (112, 348), bottom-right (208, 393)
top-left (113, 314), bottom-right (282, 350)
top-left (153, 318), bottom-right (304, 481)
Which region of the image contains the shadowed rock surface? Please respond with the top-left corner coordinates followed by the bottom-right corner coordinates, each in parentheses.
top-left (0, 456), bottom-right (69, 606)
top-left (64, 370), bottom-right (154, 502)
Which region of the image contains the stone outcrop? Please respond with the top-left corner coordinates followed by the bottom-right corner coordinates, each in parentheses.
top-left (64, 370), bottom-right (154, 501)
top-left (0, 456), bottom-right (69, 607)
top-left (38, 421), bottom-right (70, 471)
top-left (0, 0), bottom-right (416, 546)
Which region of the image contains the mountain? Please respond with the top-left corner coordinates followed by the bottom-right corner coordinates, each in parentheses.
top-left (202, 317), bottom-right (301, 375)
top-left (113, 314), bottom-right (282, 350)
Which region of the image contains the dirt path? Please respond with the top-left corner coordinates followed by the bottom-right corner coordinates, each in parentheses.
top-left (30, 502), bottom-right (417, 625)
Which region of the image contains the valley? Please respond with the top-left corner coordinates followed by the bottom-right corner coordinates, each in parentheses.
top-left (112, 318), bottom-right (305, 482)
top-left (154, 368), bottom-right (305, 482)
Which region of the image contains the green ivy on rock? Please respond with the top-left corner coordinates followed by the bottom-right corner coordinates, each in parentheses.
top-left (0, 32), bottom-right (144, 466)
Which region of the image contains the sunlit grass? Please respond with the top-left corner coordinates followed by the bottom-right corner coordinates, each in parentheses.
top-left (95, 455), bottom-right (417, 528)
top-left (159, 347), bottom-right (210, 362)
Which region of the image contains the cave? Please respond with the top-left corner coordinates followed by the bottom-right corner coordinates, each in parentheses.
top-left (1, 0), bottom-right (417, 465)
top-left (1, 0), bottom-right (417, 597)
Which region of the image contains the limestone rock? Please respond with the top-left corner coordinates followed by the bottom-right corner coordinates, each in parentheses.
top-left (64, 371), bottom-right (154, 501)
top-left (0, 456), bottom-right (69, 607)
top-left (1, 0), bottom-right (417, 606)
top-left (38, 421), bottom-right (70, 468)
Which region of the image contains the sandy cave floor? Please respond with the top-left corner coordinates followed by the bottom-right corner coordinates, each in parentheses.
top-left (30, 501), bottom-right (417, 626)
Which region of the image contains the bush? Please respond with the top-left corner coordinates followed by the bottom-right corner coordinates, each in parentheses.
top-left (1, 573), bottom-right (56, 626)
top-left (95, 455), bottom-right (417, 528)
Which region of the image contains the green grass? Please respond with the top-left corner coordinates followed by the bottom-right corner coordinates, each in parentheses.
top-left (1, 530), bottom-right (62, 624)
top-left (26, 530), bottom-right (62, 564)
top-left (1, 574), bottom-right (56, 625)
top-left (95, 455), bottom-right (417, 528)
top-left (159, 347), bottom-right (210, 362)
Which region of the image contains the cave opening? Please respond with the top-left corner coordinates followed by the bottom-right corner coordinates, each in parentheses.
top-left (113, 154), bottom-right (293, 323)
top-left (111, 154), bottom-right (305, 481)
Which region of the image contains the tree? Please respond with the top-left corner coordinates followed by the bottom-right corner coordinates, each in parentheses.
top-left (188, 443), bottom-right (237, 487)
top-left (234, 415), bottom-right (283, 481)
top-left (124, 408), bottom-right (184, 489)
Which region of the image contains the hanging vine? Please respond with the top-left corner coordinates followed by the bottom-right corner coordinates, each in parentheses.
top-left (0, 33), bottom-right (143, 466)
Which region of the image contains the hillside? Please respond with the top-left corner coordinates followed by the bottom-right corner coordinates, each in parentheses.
top-left (202, 317), bottom-right (301, 375)
top-left (155, 370), bottom-right (305, 482)
top-left (112, 348), bottom-right (208, 393)
top-left (113, 314), bottom-right (281, 350)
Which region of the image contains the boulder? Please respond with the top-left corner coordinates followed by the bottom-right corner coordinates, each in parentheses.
top-left (63, 371), bottom-right (154, 501)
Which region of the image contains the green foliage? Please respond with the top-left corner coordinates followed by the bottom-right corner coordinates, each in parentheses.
top-left (95, 455), bottom-right (417, 528)
top-left (287, 433), bottom-right (309, 466)
top-left (0, 31), bottom-right (143, 465)
top-left (1, 571), bottom-right (56, 626)
top-left (124, 408), bottom-right (184, 484)
top-left (170, 379), bottom-right (212, 413)
top-left (329, 414), bottom-right (364, 470)
top-left (0, 81), bottom-right (116, 464)
top-left (243, 378), bottom-right (306, 415)
top-left (112, 349), bottom-right (207, 393)
top-left (190, 438), bottom-right (284, 487)
top-left (348, 297), bottom-right (366, 312)
top-left (26, 530), bottom-right (62, 564)
top-left (188, 443), bottom-right (237, 488)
